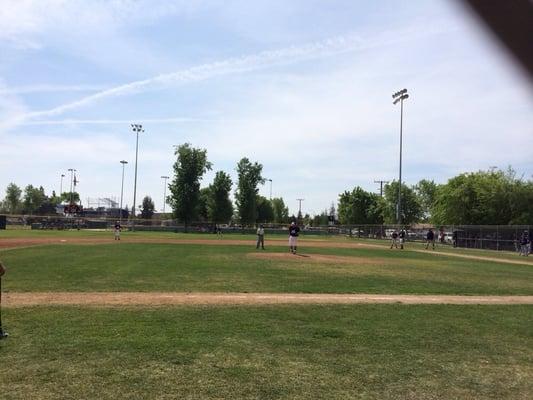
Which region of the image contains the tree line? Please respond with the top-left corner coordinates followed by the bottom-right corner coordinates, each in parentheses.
top-left (2, 147), bottom-right (531, 227)
top-left (337, 168), bottom-right (533, 226)
top-left (167, 143), bottom-right (290, 227)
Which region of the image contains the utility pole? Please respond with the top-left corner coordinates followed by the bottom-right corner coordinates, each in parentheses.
top-left (296, 198), bottom-right (304, 221)
top-left (374, 180), bottom-right (389, 197)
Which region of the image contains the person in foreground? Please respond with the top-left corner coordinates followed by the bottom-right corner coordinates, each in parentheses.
top-left (0, 261), bottom-right (8, 339)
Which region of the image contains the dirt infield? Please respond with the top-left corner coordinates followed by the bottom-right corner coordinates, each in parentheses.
top-left (1, 236), bottom-right (531, 266)
top-left (4, 292), bottom-right (533, 306)
top-left (0, 237), bottom-right (382, 250)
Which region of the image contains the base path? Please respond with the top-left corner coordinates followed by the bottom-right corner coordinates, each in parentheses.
top-left (4, 292), bottom-right (533, 307)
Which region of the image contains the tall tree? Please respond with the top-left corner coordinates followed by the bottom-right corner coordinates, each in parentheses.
top-left (4, 183), bottom-right (22, 214)
top-left (22, 185), bottom-right (47, 214)
top-left (60, 192), bottom-right (80, 203)
top-left (197, 187), bottom-right (211, 222)
top-left (382, 181), bottom-right (422, 224)
top-left (207, 171), bottom-right (233, 223)
top-left (141, 196), bottom-right (155, 219)
top-left (235, 158), bottom-right (264, 225)
top-left (271, 197), bottom-right (289, 224)
top-left (256, 196), bottom-right (274, 223)
top-left (337, 186), bottom-right (383, 225)
top-left (168, 143), bottom-right (212, 229)
top-left (311, 209), bottom-right (329, 226)
top-left (414, 179), bottom-right (439, 221)
top-left (432, 168), bottom-right (533, 225)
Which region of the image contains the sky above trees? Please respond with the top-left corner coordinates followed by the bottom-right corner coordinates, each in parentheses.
top-left (1, 0), bottom-right (531, 216)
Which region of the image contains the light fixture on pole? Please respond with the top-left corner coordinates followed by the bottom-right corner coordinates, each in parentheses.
top-left (60, 174), bottom-right (65, 196)
top-left (67, 168), bottom-right (76, 204)
top-left (130, 124), bottom-right (144, 218)
top-left (267, 179), bottom-right (273, 200)
top-left (119, 160), bottom-right (128, 225)
top-left (392, 88), bottom-right (409, 225)
top-left (161, 175), bottom-right (169, 213)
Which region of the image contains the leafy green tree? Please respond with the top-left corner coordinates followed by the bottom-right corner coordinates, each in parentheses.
top-left (235, 158), bottom-right (264, 225)
top-left (271, 197), bottom-right (289, 224)
top-left (22, 185), bottom-right (47, 214)
top-left (432, 168), bottom-right (533, 225)
top-left (382, 181), bottom-right (422, 224)
top-left (207, 171), bottom-right (233, 223)
top-left (338, 187), bottom-right (383, 225)
top-left (256, 196), bottom-right (274, 223)
top-left (168, 143), bottom-right (212, 229)
top-left (414, 179), bottom-right (439, 221)
top-left (197, 187), bottom-right (211, 222)
top-left (4, 183), bottom-right (22, 214)
top-left (60, 192), bottom-right (80, 203)
top-left (311, 209), bottom-right (329, 226)
top-left (141, 196), bottom-right (155, 219)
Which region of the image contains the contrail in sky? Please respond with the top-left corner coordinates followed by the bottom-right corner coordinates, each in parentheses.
top-left (21, 33), bottom-right (370, 120)
top-left (14, 25), bottom-right (448, 124)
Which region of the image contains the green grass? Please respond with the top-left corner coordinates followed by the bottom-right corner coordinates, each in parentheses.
top-left (2, 243), bottom-right (532, 295)
top-left (1, 305), bottom-right (531, 400)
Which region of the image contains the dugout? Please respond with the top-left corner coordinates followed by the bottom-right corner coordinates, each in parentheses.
top-left (0, 215), bottom-right (6, 230)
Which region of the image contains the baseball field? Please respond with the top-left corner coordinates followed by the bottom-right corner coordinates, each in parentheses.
top-left (1, 230), bottom-right (532, 399)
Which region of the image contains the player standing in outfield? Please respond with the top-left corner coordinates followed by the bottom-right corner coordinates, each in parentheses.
top-left (399, 229), bottom-right (406, 250)
top-left (390, 230), bottom-right (399, 249)
top-left (519, 230), bottom-right (530, 256)
top-left (425, 228), bottom-right (435, 250)
top-left (288, 221), bottom-right (300, 254)
top-left (114, 221), bottom-right (121, 241)
top-left (256, 224), bottom-right (265, 250)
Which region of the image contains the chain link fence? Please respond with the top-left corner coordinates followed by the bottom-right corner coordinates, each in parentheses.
top-left (1, 214), bottom-right (530, 252)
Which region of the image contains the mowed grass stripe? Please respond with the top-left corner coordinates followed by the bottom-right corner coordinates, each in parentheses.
top-left (1, 305), bottom-right (531, 399)
top-left (1, 243), bottom-right (532, 295)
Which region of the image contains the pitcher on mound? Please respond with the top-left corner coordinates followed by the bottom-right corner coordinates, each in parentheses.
top-left (289, 221), bottom-right (300, 254)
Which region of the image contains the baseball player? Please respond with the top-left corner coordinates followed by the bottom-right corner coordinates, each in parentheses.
top-left (390, 230), bottom-right (399, 249)
top-left (519, 230), bottom-right (530, 256)
top-left (399, 229), bottom-right (406, 249)
top-left (289, 221), bottom-right (300, 254)
top-left (114, 221), bottom-right (122, 240)
top-left (0, 261), bottom-right (8, 339)
top-left (425, 228), bottom-right (435, 250)
top-left (256, 224), bottom-right (265, 250)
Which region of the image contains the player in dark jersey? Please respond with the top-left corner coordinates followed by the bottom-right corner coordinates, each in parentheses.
top-left (425, 228), bottom-right (435, 250)
top-left (398, 229), bottom-right (406, 249)
top-left (114, 221), bottom-right (121, 240)
top-left (390, 230), bottom-right (399, 249)
top-left (289, 222), bottom-right (300, 254)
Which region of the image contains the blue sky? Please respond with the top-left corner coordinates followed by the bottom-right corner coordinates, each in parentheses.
top-left (1, 0), bottom-right (532, 216)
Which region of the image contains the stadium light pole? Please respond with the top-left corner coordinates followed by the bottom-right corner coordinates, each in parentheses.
top-left (267, 179), bottom-right (273, 200)
top-left (119, 160), bottom-right (128, 225)
top-left (60, 174), bottom-right (65, 196)
top-left (161, 175), bottom-right (169, 213)
top-left (131, 124), bottom-right (144, 218)
top-left (67, 168), bottom-right (76, 204)
top-left (392, 88), bottom-right (409, 225)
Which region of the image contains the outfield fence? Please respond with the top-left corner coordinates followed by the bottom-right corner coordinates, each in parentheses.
top-left (1, 214), bottom-right (530, 252)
